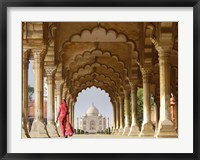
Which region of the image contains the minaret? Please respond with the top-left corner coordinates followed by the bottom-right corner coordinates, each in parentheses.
top-left (77, 117), bottom-right (79, 129)
top-left (107, 117), bottom-right (109, 128)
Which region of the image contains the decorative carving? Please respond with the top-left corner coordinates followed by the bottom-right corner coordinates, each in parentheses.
top-left (124, 90), bottom-right (130, 100)
top-left (23, 50), bottom-right (31, 65)
top-left (33, 49), bottom-right (46, 69)
top-left (141, 67), bottom-right (152, 83)
top-left (45, 66), bottom-right (56, 77)
top-left (55, 80), bottom-right (64, 92)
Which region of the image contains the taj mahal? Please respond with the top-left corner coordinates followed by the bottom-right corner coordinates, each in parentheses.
top-left (77, 104), bottom-right (107, 133)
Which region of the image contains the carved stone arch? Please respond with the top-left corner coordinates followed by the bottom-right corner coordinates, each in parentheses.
top-left (72, 72), bottom-right (121, 90)
top-left (146, 23), bottom-right (156, 38)
top-left (78, 81), bottom-right (115, 95)
top-left (48, 22), bottom-right (56, 46)
top-left (71, 63), bottom-right (124, 84)
top-left (59, 25), bottom-right (138, 63)
top-left (75, 85), bottom-right (114, 98)
top-left (70, 76), bottom-right (118, 96)
top-left (63, 25), bottom-right (136, 48)
top-left (122, 77), bottom-right (131, 92)
top-left (67, 49), bottom-right (127, 74)
top-left (67, 64), bottom-right (125, 88)
top-left (65, 51), bottom-right (128, 86)
top-left (72, 73), bottom-right (119, 92)
top-left (73, 82), bottom-right (116, 100)
top-left (55, 62), bottom-right (63, 79)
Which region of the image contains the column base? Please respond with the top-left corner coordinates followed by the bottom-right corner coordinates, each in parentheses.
top-left (47, 122), bottom-right (60, 138)
top-left (22, 128), bottom-right (31, 138)
top-left (118, 128), bottom-right (124, 135)
top-left (56, 123), bottom-right (63, 137)
top-left (111, 129), bottom-right (116, 135)
top-left (139, 121), bottom-right (154, 137)
top-left (114, 129), bottom-right (119, 135)
top-left (156, 120), bottom-right (178, 138)
top-left (122, 126), bottom-right (131, 136)
top-left (30, 120), bottom-right (50, 138)
top-left (128, 125), bottom-right (140, 136)
top-left (22, 120), bottom-right (30, 138)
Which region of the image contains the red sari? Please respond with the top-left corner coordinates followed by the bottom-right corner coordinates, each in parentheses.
top-left (65, 103), bottom-right (74, 137)
top-left (58, 100), bottom-right (74, 137)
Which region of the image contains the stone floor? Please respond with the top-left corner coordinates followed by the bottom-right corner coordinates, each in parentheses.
top-left (66, 134), bottom-right (155, 139)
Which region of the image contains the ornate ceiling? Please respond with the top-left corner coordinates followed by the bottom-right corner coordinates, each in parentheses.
top-left (23, 22), bottom-right (178, 102)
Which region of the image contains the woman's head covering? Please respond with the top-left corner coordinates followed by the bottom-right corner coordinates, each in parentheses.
top-left (60, 99), bottom-right (66, 109)
top-left (61, 99), bottom-right (66, 104)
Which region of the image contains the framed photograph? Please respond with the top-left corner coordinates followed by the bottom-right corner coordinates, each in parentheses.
top-left (0, 0), bottom-right (199, 160)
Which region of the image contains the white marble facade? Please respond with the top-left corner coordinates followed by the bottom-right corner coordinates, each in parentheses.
top-left (78, 104), bottom-right (106, 133)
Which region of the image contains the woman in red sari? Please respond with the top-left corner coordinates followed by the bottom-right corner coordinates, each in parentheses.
top-left (56, 99), bottom-right (74, 138)
top-left (65, 102), bottom-right (74, 137)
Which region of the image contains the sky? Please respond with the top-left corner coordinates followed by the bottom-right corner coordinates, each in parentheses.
top-left (28, 61), bottom-right (113, 129)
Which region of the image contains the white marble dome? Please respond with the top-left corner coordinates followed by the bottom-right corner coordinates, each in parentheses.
top-left (86, 104), bottom-right (99, 116)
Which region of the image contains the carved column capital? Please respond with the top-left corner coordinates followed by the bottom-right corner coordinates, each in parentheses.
top-left (32, 49), bottom-right (46, 70)
top-left (113, 99), bottom-right (118, 107)
top-left (156, 45), bottom-right (170, 62)
top-left (141, 67), bottom-right (152, 75)
top-left (55, 80), bottom-right (64, 96)
top-left (124, 89), bottom-right (130, 99)
top-left (23, 50), bottom-right (31, 67)
top-left (62, 87), bottom-right (68, 99)
top-left (45, 67), bottom-right (56, 85)
top-left (130, 81), bottom-right (138, 92)
top-left (23, 50), bottom-right (30, 61)
top-left (141, 67), bottom-right (152, 83)
top-left (45, 66), bottom-right (56, 77)
top-left (117, 95), bottom-right (122, 101)
top-left (33, 49), bottom-right (46, 60)
top-left (55, 80), bottom-right (64, 88)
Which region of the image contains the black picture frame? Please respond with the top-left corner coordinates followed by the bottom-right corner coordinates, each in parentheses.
top-left (0, 0), bottom-right (200, 160)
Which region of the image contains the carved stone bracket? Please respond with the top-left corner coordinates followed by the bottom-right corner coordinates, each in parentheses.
top-left (32, 49), bottom-right (47, 69)
top-left (23, 50), bottom-right (31, 67)
top-left (55, 80), bottom-right (64, 90)
top-left (141, 67), bottom-right (152, 83)
top-left (45, 66), bottom-right (57, 77)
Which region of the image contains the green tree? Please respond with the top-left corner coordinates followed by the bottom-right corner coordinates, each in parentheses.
top-left (28, 85), bottom-right (34, 101)
top-left (80, 130), bottom-right (84, 134)
top-left (137, 88), bottom-right (143, 128)
top-left (108, 127), bottom-right (111, 134)
top-left (76, 129), bottom-right (80, 134)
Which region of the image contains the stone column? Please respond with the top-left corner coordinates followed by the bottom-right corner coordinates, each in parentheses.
top-left (67, 96), bottom-right (72, 123)
top-left (62, 87), bottom-right (67, 100)
top-left (139, 68), bottom-right (154, 137)
top-left (175, 102), bottom-right (178, 131)
top-left (30, 50), bottom-right (49, 138)
top-left (55, 80), bottom-right (64, 137)
top-left (118, 96), bottom-right (124, 135)
top-left (70, 100), bottom-right (74, 128)
top-left (22, 51), bottom-right (30, 138)
top-left (55, 81), bottom-right (64, 115)
top-left (156, 48), bottom-right (177, 137)
top-left (111, 103), bottom-right (116, 134)
top-left (122, 90), bottom-right (131, 136)
top-left (129, 84), bottom-right (140, 136)
top-left (114, 100), bottom-right (119, 135)
top-left (154, 103), bottom-right (159, 130)
top-left (69, 99), bottom-right (73, 124)
top-left (45, 66), bottom-right (59, 137)
top-left (54, 95), bottom-right (57, 121)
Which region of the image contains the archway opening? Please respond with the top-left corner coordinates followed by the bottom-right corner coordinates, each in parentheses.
top-left (74, 86), bottom-right (113, 134)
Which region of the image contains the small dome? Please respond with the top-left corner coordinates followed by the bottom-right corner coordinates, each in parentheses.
top-left (86, 104), bottom-right (99, 116)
